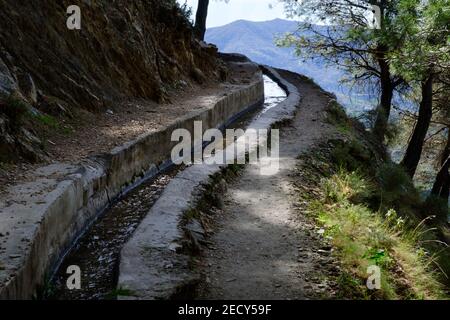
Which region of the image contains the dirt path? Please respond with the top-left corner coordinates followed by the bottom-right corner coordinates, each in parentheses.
top-left (197, 70), bottom-right (338, 300)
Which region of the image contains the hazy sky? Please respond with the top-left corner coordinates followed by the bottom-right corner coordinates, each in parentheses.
top-left (178, 0), bottom-right (292, 28)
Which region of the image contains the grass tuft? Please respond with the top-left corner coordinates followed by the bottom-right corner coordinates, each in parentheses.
top-left (311, 170), bottom-right (447, 299)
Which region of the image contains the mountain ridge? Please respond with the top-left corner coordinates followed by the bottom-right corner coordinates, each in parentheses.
top-left (206, 19), bottom-right (373, 113)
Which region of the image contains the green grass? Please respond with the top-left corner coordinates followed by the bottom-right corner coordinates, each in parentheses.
top-left (32, 111), bottom-right (74, 136)
top-left (311, 169), bottom-right (447, 299)
top-left (35, 114), bottom-right (59, 128)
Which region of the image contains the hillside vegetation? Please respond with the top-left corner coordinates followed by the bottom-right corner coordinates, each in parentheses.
top-left (295, 102), bottom-right (450, 299)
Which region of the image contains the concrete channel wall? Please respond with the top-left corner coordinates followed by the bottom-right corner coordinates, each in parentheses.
top-left (0, 64), bottom-right (264, 299)
top-left (117, 66), bottom-right (301, 300)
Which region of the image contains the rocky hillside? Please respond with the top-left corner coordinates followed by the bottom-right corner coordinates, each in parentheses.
top-left (0, 0), bottom-right (220, 162)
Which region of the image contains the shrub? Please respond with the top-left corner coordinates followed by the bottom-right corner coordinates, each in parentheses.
top-left (330, 139), bottom-right (372, 173)
top-left (176, 1), bottom-right (193, 24)
top-left (376, 163), bottom-right (421, 214)
top-left (0, 94), bottom-right (29, 126)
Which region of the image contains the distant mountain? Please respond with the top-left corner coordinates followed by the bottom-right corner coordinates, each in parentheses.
top-left (206, 19), bottom-right (374, 114)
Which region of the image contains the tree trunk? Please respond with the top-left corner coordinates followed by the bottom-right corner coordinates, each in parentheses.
top-left (431, 127), bottom-right (450, 199)
top-left (401, 73), bottom-right (434, 178)
top-left (373, 47), bottom-right (394, 141)
top-left (194, 0), bottom-right (209, 41)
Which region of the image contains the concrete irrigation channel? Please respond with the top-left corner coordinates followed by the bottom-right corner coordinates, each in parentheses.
top-left (44, 72), bottom-right (287, 300)
top-left (116, 67), bottom-right (300, 300)
top-left (0, 55), bottom-right (265, 299)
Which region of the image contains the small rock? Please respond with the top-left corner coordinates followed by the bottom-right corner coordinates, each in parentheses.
top-left (191, 68), bottom-right (206, 84)
top-left (185, 219), bottom-right (205, 236)
top-left (168, 242), bottom-right (182, 252)
top-left (319, 260), bottom-right (330, 266)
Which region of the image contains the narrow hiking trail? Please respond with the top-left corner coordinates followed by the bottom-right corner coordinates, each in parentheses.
top-left (197, 71), bottom-right (339, 300)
